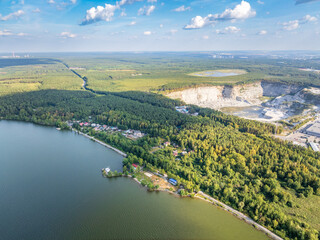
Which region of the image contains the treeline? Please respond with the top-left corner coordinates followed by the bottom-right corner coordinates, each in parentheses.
top-left (0, 89), bottom-right (320, 239)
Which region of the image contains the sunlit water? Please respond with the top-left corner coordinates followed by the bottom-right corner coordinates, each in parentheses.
top-left (0, 121), bottom-right (269, 240)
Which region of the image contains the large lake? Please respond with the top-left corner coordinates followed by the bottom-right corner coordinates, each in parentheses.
top-left (0, 121), bottom-right (269, 240)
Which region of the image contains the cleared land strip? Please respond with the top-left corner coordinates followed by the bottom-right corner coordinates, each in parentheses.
top-left (72, 129), bottom-right (127, 157)
top-left (197, 191), bottom-right (283, 240)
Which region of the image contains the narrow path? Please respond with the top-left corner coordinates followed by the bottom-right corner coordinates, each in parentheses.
top-left (58, 60), bottom-right (98, 94)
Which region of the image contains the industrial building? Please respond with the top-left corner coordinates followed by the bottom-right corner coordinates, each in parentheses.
top-left (305, 122), bottom-right (320, 137)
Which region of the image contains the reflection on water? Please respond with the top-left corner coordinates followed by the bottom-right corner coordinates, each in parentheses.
top-left (222, 106), bottom-right (266, 119)
top-left (194, 71), bottom-right (240, 77)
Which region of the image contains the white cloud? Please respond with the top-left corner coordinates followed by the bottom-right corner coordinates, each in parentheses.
top-left (184, 1), bottom-right (255, 29)
top-left (60, 32), bottom-right (77, 38)
top-left (159, 24), bottom-right (163, 28)
top-left (118, 0), bottom-right (143, 6)
top-left (0, 29), bottom-right (26, 37)
top-left (214, 1), bottom-right (256, 21)
top-left (258, 30), bottom-right (267, 35)
top-left (70, 0), bottom-right (76, 4)
top-left (282, 20), bottom-right (299, 31)
top-left (80, 4), bottom-right (119, 25)
top-left (143, 31), bottom-right (152, 35)
top-left (184, 15), bottom-right (212, 29)
top-left (0, 10), bottom-right (24, 21)
top-left (129, 21), bottom-right (136, 25)
top-left (48, 0), bottom-right (55, 4)
top-left (138, 5), bottom-right (155, 16)
top-left (216, 26), bottom-right (241, 34)
top-left (257, 0), bottom-right (264, 4)
top-left (302, 14), bottom-right (317, 23)
top-left (173, 5), bottom-right (191, 12)
top-left (120, 10), bottom-right (127, 16)
top-left (282, 15), bottom-right (317, 31)
top-left (33, 8), bottom-right (41, 13)
top-left (202, 35), bottom-right (209, 40)
top-left (80, 0), bottom-right (155, 25)
top-left (0, 30), bottom-right (13, 36)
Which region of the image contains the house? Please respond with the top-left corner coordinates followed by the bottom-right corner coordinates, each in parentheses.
top-left (181, 151), bottom-right (187, 156)
top-left (164, 141), bottom-right (170, 147)
top-left (79, 123), bottom-right (84, 127)
top-left (132, 164), bottom-right (138, 170)
top-left (169, 178), bottom-right (178, 186)
top-left (173, 150), bottom-right (178, 156)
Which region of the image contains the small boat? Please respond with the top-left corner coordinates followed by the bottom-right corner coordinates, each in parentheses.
top-left (102, 167), bottom-right (111, 173)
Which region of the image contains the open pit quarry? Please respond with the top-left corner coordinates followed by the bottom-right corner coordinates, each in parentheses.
top-left (167, 81), bottom-right (320, 122)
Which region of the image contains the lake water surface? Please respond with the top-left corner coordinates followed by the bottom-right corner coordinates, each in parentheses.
top-left (0, 121), bottom-right (269, 240)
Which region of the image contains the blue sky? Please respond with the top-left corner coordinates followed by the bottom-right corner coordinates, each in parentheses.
top-left (0, 0), bottom-right (319, 52)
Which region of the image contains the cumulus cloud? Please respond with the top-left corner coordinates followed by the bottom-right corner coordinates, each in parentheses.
top-left (258, 30), bottom-right (267, 35)
top-left (184, 16), bottom-right (212, 29)
top-left (60, 32), bottom-right (77, 38)
top-left (214, 1), bottom-right (256, 20)
top-left (143, 31), bottom-right (152, 35)
top-left (216, 26), bottom-right (241, 34)
top-left (184, 1), bottom-right (255, 29)
top-left (80, 4), bottom-right (118, 25)
top-left (81, 0), bottom-right (146, 25)
top-left (0, 10), bottom-right (24, 21)
top-left (138, 5), bottom-right (155, 16)
top-left (173, 5), bottom-right (191, 12)
top-left (296, 0), bottom-right (320, 4)
top-left (282, 14), bottom-right (317, 31)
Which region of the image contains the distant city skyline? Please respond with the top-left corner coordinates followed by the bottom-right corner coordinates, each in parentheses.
top-left (0, 0), bottom-right (320, 52)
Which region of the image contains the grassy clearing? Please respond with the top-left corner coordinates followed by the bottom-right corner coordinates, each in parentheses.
top-left (281, 191), bottom-right (320, 231)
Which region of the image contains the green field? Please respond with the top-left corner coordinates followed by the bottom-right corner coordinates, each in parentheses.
top-left (1, 53), bottom-right (320, 96)
top-left (281, 191), bottom-right (320, 231)
top-left (0, 58), bottom-right (83, 96)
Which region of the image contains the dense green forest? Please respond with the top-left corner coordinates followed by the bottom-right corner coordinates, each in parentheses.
top-left (1, 89), bottom-right (320, 239)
